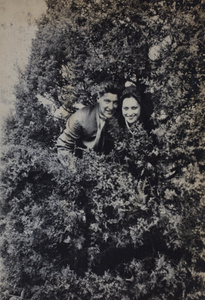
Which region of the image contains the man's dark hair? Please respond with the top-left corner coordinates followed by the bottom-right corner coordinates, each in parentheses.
top-left (96, 72), bottom-right (124, 97)
top-left (103, 86), bottom-right (120, 96)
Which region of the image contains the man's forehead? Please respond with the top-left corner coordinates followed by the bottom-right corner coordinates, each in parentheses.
top-left (101, 92), bottom-right (118, 100)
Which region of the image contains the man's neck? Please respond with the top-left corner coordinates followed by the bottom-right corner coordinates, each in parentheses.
top-left (97, 107), bottom-right (107, 121)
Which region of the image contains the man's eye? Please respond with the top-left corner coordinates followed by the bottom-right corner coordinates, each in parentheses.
top-left (132, 107), bottom-right (138, 110)
top-left (123, 107), bottom-right (129, 110)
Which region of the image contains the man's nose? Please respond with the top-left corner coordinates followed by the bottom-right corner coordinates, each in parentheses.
top-left (108, 102), bottom-right (114, 110)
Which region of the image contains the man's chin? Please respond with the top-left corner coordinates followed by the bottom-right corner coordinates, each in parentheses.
top-left (104, 112), bottom-right (115, 118)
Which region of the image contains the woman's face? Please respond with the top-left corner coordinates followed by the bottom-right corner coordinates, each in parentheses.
top-left (122, 97), bottom-right (141, 124)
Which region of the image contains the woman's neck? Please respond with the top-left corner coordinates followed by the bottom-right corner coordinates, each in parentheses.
top-left (126, 120), bottom-right (137, 134)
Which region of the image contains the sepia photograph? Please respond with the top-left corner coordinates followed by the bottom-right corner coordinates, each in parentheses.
top-left (0, 0), bottom-right (204, 299)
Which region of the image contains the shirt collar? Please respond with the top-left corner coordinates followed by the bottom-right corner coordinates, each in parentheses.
top-left (97, 106), bottom-right (107, 121)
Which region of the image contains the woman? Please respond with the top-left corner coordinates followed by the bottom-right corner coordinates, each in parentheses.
top-left (122, 95), bottom-right (141, 131)
top-left (120, 86), bottom-right (142, 133)
top-left (110, 85), bottom-right (155, 180)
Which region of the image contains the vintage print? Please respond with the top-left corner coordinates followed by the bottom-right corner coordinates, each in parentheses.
top-left (0, 1), bottom-right (204, 299)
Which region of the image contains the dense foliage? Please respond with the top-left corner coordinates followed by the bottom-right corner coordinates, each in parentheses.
top-left (0, 0), bottom-right (204, 299)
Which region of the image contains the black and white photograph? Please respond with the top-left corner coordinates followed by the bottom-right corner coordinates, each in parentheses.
top-left (0, 0), bottom-right (204, 299)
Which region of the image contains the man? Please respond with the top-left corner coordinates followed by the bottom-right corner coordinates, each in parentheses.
top-left (56, 87), bottom-right (119, 166)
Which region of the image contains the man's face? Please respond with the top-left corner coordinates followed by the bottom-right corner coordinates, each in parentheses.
top-left (97, 93), bottom-right (118, 119)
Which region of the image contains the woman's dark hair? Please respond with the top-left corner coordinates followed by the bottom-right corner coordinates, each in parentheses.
top-left (120, 86), bottom-right (142, 106)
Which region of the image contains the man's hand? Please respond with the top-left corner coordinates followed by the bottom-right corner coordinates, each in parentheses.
top-left (57, 151), bottom-right (77, 173)
top-left (54, 105), bottom-right (70, 120)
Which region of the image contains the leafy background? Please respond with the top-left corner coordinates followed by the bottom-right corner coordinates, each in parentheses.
top-left (0, 0), bottom-right (204, 299)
